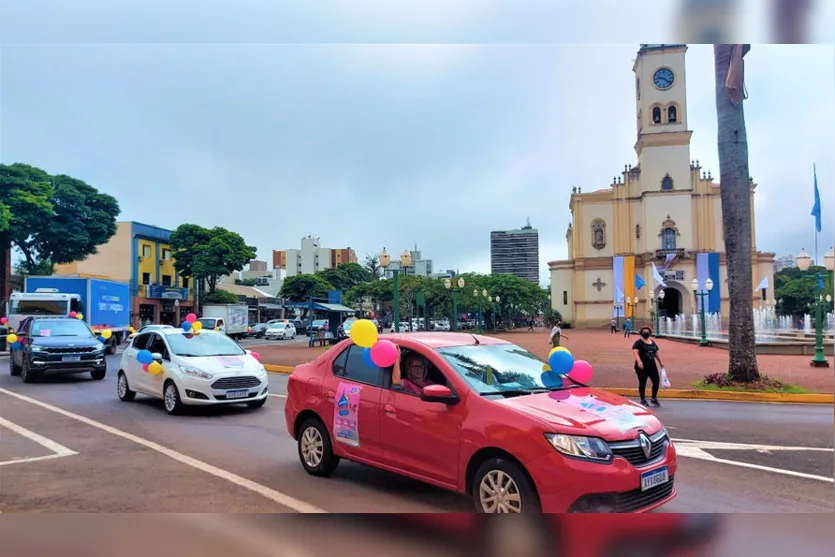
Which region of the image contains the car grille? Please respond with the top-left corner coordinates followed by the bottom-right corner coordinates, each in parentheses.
top-left (612, 476), bottom-right (675, 512)
top-left (210, 376), bottom-right (262, 390)
top-left (609, 432), bottom-right (668, 467)
top-left (43, 346), bottom-right (97, 354)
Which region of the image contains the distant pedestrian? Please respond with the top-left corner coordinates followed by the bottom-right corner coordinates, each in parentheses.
top-left (632, 326), bottom-right (666, 407)
top-left (623, 318), bottom-right (632, 338)
top-left (528, 318), bottom-right (534, 331)
top-left (549, 321), bottom-right (569, 348)
top-left (609, 318), bottom-right (617, 334)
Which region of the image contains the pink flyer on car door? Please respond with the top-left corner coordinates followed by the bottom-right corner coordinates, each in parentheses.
top-left (333, 382), bottom-right (362, 447)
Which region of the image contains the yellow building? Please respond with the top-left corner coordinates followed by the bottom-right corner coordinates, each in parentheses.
top-left (549, 44), bottom-right (775, 327)
top-left (54, 221), bottom-right (195, 326)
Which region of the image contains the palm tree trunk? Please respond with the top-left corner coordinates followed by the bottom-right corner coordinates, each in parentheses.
top-left (714, 44), bottom-right (760, 382)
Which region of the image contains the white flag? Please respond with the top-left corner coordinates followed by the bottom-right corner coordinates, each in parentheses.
top-left (756, 276), bottom-right (768, 291)
top-left (652, 263), bottom-right (667, 288)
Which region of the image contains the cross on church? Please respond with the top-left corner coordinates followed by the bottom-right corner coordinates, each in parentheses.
top-left (592, 277), bottom-right (607, 292)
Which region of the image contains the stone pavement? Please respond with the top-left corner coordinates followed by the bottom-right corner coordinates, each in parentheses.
top-left (251, 330), bottom-right (835, 393)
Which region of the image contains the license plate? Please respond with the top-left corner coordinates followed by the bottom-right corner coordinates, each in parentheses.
top-left (63, 356), bottom-right (81, 362)
top-left (226, 389), bottom-right (249, 399)
top-left (640, 466), bottom-right (669, 491)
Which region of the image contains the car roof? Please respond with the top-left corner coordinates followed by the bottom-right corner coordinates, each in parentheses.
top-left (385, 332), bottom-right (510, 349)
top-left (29, 316), bottom-right (79, 322)
top-left (157, 328), bottom-right (223, 336)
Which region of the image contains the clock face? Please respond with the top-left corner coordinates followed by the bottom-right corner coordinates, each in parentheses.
top-left (653, 67), bottom-right (675, 90)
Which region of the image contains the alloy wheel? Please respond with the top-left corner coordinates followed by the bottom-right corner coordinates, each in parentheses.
top-left (300, 426), bottom-right (324, 468)
top-left (164, 384), bottom-right (178, 412)
top-left (118, 374), bottom-right (127, 398)
top-left (479, 470), bottom-right (523, 513)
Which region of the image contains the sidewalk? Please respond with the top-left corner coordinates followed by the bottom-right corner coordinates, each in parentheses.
top-left (252, 329), bottom-right (835, 394)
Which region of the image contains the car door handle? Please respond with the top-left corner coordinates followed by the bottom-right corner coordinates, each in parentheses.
top-left (327, 390), bottom-right (335, 402)
top-left (383, 404), bottom-right (396, 415)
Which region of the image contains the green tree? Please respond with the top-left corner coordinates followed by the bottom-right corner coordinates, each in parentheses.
top-left (363, 254), bottom-right (382, 279)
top-left (235, 278), bottom-right (259, 286)
top-left (280, 274), bottom-right (334, 302)
top-left (202, 289), bottom-right (242, 305)
top-left (170, 224), bottom-right (256, 293)
top-left (775, 266), bottom-right (834, 316)
top-left (0, 164), bottom-right (55, 272)
top-left (317, 267), bottom-right (351, 292)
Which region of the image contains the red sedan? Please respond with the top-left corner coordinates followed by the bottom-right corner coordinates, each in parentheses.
top-left (284, 332), bottom-right (677, 513)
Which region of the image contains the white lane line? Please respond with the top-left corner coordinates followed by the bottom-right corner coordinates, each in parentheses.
top-left (672, 437), bottom-right (834, 452)
top-left (268, 394), bottom-right (286, 398)
top-left (0, 415), bottom-right (78, 466)
top-left (0, 387), bottom-right (325, 513)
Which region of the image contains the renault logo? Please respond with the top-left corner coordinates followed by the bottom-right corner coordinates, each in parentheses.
top-left (638, 432), bottom-right (652, 459)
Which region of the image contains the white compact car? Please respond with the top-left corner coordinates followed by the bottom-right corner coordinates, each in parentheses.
top-left (117, 328), bottom-right (269, 415)
top-left (264, 322), bottom-right (296, 340)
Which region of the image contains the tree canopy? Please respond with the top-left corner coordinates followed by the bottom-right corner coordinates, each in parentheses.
top-left (0, 163), bottom-right (119, 273)
top-left (280, 274), bottom-right (335, 302)
top-left (169, 224), bottom-right (257, 292)
top-left (775, 266), bottom-right (834, 316)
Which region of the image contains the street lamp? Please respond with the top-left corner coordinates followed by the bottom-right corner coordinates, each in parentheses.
top-left (690, 277), bottom-right (714, 346)
top-left (625, 296), bottom-right (639, 320)
top-left (444, 277), bottom-right (465, 331)
top-left (651, 289), bottom-right (666, 336)
top-left (796, 247), bottom-right (835, 367)
top-left (481, 289), bottom-right (489, 330)
top-left (379, 248), bottom-right (413, 333)
top-left (613, 300), bottom-right (624, 330)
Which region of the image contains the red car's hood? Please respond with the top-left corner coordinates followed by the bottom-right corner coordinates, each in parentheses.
top-left (497, 387), bottom-right (662, 440)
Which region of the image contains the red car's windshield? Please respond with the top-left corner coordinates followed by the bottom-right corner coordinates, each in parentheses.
top-left (436, 344), bottom-right (578, 395)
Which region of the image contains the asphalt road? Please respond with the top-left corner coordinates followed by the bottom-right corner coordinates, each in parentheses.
top-left (0, 352), bottom-right (832, 513)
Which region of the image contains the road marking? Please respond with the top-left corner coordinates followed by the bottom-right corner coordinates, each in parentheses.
top-left (672, 438), bottom-right (834, 483)
top-left (0, 387), bottom-right (326, 513)
top-left (0, 416), bottom-right (78, 467)
top-left (268, 394), bottom-right (286, 399)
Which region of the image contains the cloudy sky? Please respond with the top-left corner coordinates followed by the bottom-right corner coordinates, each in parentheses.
top-left (2, 1), bottom-right (834, 285)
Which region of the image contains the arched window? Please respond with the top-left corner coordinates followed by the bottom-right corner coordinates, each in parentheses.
top-left (667, 105), bottom-right (677, 123)
top-left (661, 174), bottom-right (674, 191)
top-left (652, 106), bottom-right (662, 124)
top-left (661, 228), bottom-right (677, 250)
top-left (563, 291), bottom-right (568, 305)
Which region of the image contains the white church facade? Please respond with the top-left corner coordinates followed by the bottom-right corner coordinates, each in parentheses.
top-left (549, 44), bottom-right (775, 328)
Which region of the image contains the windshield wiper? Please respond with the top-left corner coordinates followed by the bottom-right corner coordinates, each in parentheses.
top-left (480, 388), bottom-right (548, 397)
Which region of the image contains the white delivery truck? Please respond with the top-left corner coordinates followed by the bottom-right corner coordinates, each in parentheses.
top-left (198, 304), bottom-right (249, 340)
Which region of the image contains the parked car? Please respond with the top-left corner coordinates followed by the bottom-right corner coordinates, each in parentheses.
top-left (265, 322), bottom-right (297, 340)
top-left (284, 332), bottom-right (676, 513)
top-left (127, 324), bottom-right (175, 342)
top-left (9, 316), bottom-right (108, 383)
top-left (248, 323), bottom-right (269, 338)
top-left (310, 320), bottom-right (328, 332)
top-left (117, 328), bottom-right (268, 415)
top-left (293, 319), bottom-right (308, 335)
top-left (433, 320), bottom-right (451, 331)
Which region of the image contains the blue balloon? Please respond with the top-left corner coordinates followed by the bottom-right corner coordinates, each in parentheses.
top-left (361, 347), bottom-right (377, 368)
top-left (540, 370), bottom-right (563, 388)
top-left (181, 321), bottom-right (193, 331)
top-left (548, 350), bottom-right (574, 375)
top-left (136, 349), bottom-right (154, 365)
top-left (11, 341), bottom-right (22, 351)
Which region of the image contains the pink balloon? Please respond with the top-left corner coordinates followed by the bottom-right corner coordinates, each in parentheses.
top-left (568, 360), bottom-right (594, 384)
top-left (142, 363), bottom-right (150, 373)
top-left (0, 316), bottom-right (7, 324)
top-left (68, 312), bottom-right (77, 318)
top-left (186, 313), bottom-right (197, 323)
top-left (370, 340), bottom-right (398, 367)
top-left (251, 351), bottom-right (261, 361)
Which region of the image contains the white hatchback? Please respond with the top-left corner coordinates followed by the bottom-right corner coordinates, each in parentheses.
top-left (117, 328), bottom-right (269, 415)
top-left (264, 322), bottom-right (296, 340)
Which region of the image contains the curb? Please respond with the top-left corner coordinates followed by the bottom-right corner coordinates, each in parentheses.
top-left (262, 365), bottom-right (833, 404)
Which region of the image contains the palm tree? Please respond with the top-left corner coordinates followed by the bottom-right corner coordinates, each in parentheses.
top-left (714, 44), bottom-right (759, 382)
top-left (364, 254), bottom-right (382, 279)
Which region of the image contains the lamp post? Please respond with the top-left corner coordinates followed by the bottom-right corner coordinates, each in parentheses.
top-left (625, 296), bottom-right (638, 321)
top-left (481, 289), bottom-right (489, 330)
top-left (379, 248), bottom-right (413, 333)
top-left (690, 277), bottom-right (714, 346)
top-left (494, 295), bottom-right (501, 329)
top-left (444, 277), bottom-right (465, 331)
top-left (796, 247), bottom-right (834, 367)
top-left (613, 300), bottom-right (623, 330)
top-left (650, 289), bottom-right (666, 336)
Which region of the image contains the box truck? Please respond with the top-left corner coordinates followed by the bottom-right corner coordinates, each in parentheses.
top-left (198, 304), bottom-right (249, 339)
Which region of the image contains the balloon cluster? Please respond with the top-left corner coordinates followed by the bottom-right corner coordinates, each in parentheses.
top-left (540, 347), bottom-right (594, 388)
top-left (68, 311), bottom-right (84, 320)
top-left (180, 313), bottom-right (203, 335)
top-left (136, 348), bottom-right (163, 375)
top-left (1, 316), bottom-right (7, 325)
top-left (349, 319), bottom-right (397, 367)
top-left (96, 329), bottom-right (113, 343)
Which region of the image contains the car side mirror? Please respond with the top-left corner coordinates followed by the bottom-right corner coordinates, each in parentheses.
top-left (151, 352), bottom-right (163, 361)
top-left (420, 384), bottom-right (458, 405)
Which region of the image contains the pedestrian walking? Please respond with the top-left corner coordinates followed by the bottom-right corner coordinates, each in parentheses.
top-left (549, 321), bottom-right (569, 348)
top-left (623, 318), bottom-right (632, 338)
top-left (528, 318), bottom-right (534, 331)
top-left (609, 318), bottom-right (617, 334)
top-left (632, 326), bottom-right (666, 407)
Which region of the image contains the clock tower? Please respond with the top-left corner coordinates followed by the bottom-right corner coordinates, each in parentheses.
top-left (633, 44), bottom-right (693, 194)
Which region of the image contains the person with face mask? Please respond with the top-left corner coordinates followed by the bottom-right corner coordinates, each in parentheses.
top-left (632, 326), bottom-right (666, 407)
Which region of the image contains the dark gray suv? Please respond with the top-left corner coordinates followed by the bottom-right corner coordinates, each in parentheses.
top-left (9, 316), bottom-right (107, 383)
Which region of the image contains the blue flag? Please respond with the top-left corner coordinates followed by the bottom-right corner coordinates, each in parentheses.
top-left (635, 274), bottom-right (646, 290)
top-left (812, 164), bottom-right (822, 233)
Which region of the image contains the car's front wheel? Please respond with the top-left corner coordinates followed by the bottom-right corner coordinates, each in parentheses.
top-left (20, 358), bottom-right (38, 383)
top-left (297, 417), bottom-right (340, 476)
top-left (117, 371), bottom-right (136, 401)
top-left (472, 457), bottom-right (540, 513)
top-left (163, 381), bottom-right (184, 415)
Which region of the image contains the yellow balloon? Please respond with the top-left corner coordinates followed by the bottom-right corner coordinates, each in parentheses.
top-left (147, 361), bottom-right (163, 375)
top-left (214, 327), bottom-right (219, 332)
top-left (548, 346), bottom-right (570, 359)
top-left (128, 327), bottom-right (136, 333)
top-left (101, 329), bottom-right (112, 340)
top-left (76, 313), bottom-right (84, 320)
top-left (542, 363), bottom-right (551, 372)
top-left (191, 321), bottom-right (203, 332)
top-left (6, 334), bottom-right (18, 344)
top-left (349, 319), bottom-right (378, 348)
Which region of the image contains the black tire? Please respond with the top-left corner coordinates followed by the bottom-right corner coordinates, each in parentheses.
top-left (106, 339), bottom-right (116, 355)
top-left (247, 398), bottom-right (267, 409)
top-left (163, 380), bottom-right (184, 415)
top-left (10, 354), bottom-right (21, 377)
top-left (297, 417), bottom-right (340, 477)
top-left (472, 457), bottom-right (541, 513)
top-left (91, 368), bottom-right (106, 380)
top-left (117, 371), bottom-right (136, 401)
top-left (20, 358), bottom-right (38, 384)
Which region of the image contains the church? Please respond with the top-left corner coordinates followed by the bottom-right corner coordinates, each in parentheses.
top-left (549, 44), bottom-right (775, 328)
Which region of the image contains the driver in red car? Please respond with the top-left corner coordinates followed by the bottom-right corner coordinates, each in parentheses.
top-left (392, 348), bottom-right (436, 395)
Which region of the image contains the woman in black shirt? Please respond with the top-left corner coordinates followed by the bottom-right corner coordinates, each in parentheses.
top-left (632, 326), bottom-right (666, 407)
